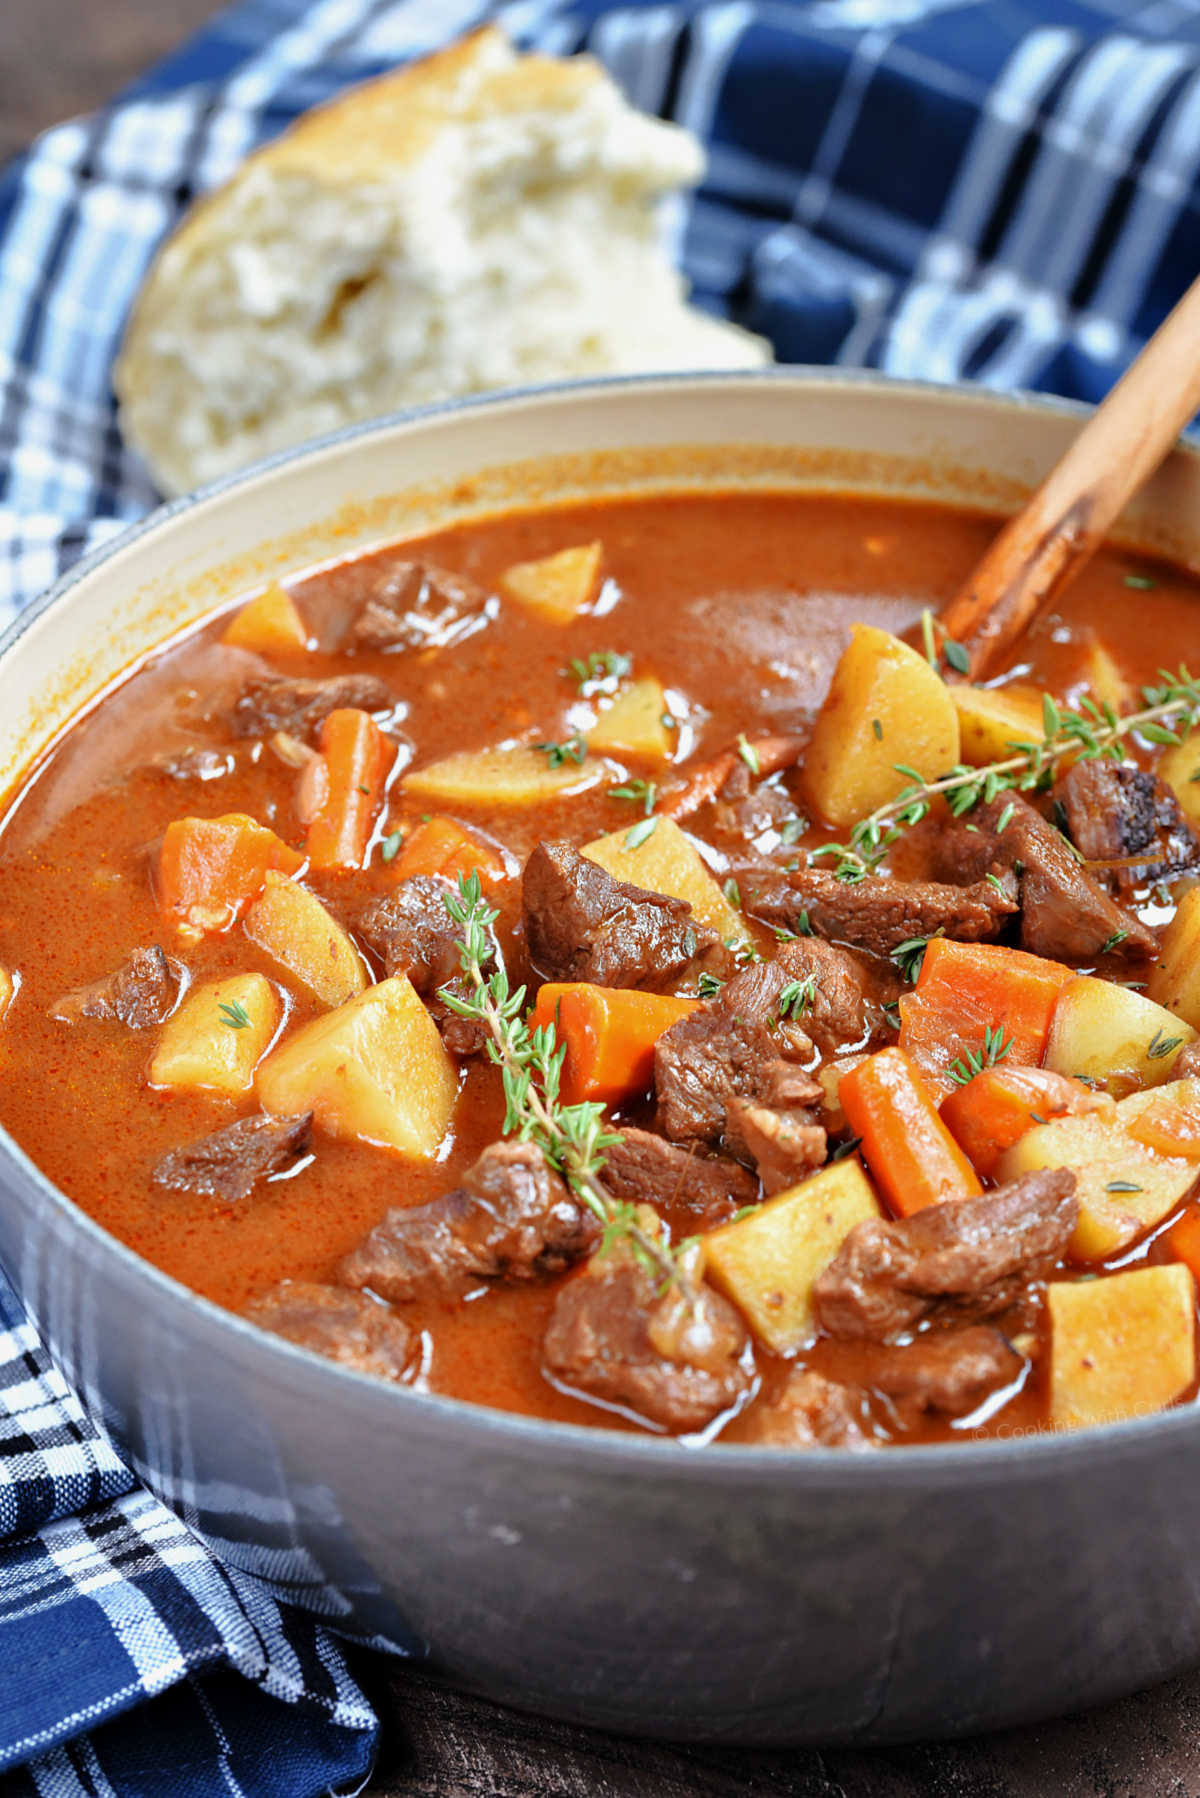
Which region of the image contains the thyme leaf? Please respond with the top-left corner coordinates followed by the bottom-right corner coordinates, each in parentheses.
top-left (609, 777), bottom-right (658, 815)
top-left (736, 732), bottom-right (760, 774)
top-left (534, 732), bottom-right (587, 769)
top-left (891, 929), bottom-right (942, 984)
top-left (946, 1023), bottom-right (1013, 1088)
top-left (565, 650), bottom-right (632, 691)
top-left (778, 975), bottom-right (817, 1020)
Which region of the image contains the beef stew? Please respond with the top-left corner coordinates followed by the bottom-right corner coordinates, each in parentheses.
top-left (2, 488), bottom-right (1199, 1447)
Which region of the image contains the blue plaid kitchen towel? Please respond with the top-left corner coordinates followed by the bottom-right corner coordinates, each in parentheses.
top-left (2, 0), bottom-right (1200, 1790)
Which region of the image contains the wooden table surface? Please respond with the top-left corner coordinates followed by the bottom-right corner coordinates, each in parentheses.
top-left (5, 5), bottom-right (1199, 1793)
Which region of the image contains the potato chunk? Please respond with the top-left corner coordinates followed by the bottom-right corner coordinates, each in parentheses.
top-left (255, 976), bottom-right (457, 1157)
top-left (996, 1094), bottom-right (1197, 1261)
top-left (0, 966), bottom-right (14, 1023)
top-left (1157, 733), bottom-right (1200, 833)
top-left (244, 873), bottom-right (368, 1008)
top-left (803, 625), bottom-right (960, 828)
top-left (1048, 1264), bottom-right (1196, 1430)
top-left (220, 582), bottom-right (311, 655)
top-left (583, 815), bottom-right (747, 943)
top-left (1076, 641), bottom-right (1132, 718)
top-left (1044, 976), bottom-right (1196, 1095)
top-left (404, 744), bottom-right (608, 806)
top-left (705, 1160), bottom-right (881, 1353)
top-left (150, 973), bottom-right (281, 1096)
top-left (951, 684), bottom-right (1045, 765)
top-left (1147, 887), bottom-right (1200, 1028)
top-left (586, 677), bottom-right (670, 761)
top-left (500, 542), bottom-right (602, 623)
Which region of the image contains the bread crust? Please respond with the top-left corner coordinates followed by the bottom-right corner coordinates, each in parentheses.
top-left (115, 24), bottom-right (769, 495)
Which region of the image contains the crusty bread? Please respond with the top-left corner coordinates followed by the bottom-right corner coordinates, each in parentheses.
top-left (116, 27), bottom-right (770, 495)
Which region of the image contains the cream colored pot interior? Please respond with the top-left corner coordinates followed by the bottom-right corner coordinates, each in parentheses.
top-left (5, 373), bottom-right (1200, 803)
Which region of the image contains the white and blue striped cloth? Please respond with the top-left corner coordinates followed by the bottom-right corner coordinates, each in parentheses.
top-left (1, 1), bottom-right (1200, 1791)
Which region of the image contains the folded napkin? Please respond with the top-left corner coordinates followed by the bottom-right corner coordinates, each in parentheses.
top-left (1, 0), bottom-right (1199, 1789)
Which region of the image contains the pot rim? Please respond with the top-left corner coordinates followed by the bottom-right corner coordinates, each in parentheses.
top-left (4, 363), bottom-right (1198, 1486)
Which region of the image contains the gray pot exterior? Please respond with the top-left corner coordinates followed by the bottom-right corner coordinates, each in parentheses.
top-left (4, 1126), bottom-right (1198, 1746)
top-left (3, 372), bottom-right (1200, 1745)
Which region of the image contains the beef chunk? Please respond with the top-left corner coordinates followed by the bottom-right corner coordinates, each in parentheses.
top-left (724, 1099), bottom-right (826, 1195)
top-left (152, 1112), bottom-right (313, 1201)
top-left (357, 875), bottom-right (463, 994)
top-left (749, 867), bottom-right (1018, 958)
top-left (741, 1370), bottom-right (873, 1449)
top-left (813, 1168), bottom-right (1077, 1341)
top-left (655, 961), bottom-right (822, 1147)
top-left (773, 936), bottom-right (877, 1052)
top-left (339, 1141), bottom-right (599, 1302)
top-left (1057, 758), bottom-right (1199, 889)
top-left (230, 672), bottom-right (394, 740)
top-left (975, 794), bottom-right (1157, 960)
top-left (1171, 1040), bottom-right (1200, 1080)
top-left (245, 1281), bottom-right (414, 1381)
top-left (356, 875), bottom-right (495, 1054)
top-left (861, 1325), bottom-right (1023, 1418)
top-left (924, 795), bottom-right (1156, 959)
top-left (543, 1246), bottom-right (751, 1433)
top-left (693, 759), bottom-right (804, 859)
top-left (51, 945), bottom-right (183, 1029)
top-left (600, 1128), bottom-right (758, 1230)
top-left (346, 560), bottom-right (491, 653)
top-left (523, 841), bottom-right (714, 988)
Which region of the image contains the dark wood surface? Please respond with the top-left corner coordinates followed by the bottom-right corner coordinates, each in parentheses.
top-left (364, 1662), bottom-right (1200, 1797)
top-left (5, 5), bottom-right (1199, 1793)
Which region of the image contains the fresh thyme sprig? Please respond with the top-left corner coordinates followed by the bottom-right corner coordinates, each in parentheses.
top-left (438, 874), bottom-right (694, 1292)
top-left (946, 1024), bottom-right (1013, 1088)
top-left (810, 665), bottom-right (1200, 883)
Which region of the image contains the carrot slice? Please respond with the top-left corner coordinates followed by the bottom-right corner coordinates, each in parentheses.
top-left (158, 812), bottom-right (303, 933)
top-left (839, 1046), bottom-right (983, 1216)
top-left (899, 937), bottom-right (1075, 1095)
top-left (528, 983), bottom-right (700, 1107)
top-left (220, 582), bottom-right (311, 655)
top-left (394, 815), bottom-right (506, 885)
top-left (305, 709), bottom-right (396, 872)
top-left (940, 1065), bottom-right (1114, 1180)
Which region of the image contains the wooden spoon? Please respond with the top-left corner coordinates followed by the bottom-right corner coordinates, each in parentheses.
top-left (937, 272), bottom-right (1200, 680)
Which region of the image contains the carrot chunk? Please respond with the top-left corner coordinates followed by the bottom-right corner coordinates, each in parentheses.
top-left (158, 813), bottom-right (303, 934)
top-left (528, 983), bottom-right (699, 1107)
top-left (1167, 1208), bottom-right (1200, 1284)
top-left (1128, 1090), bottom-right (1200, 1161)
top-left (305, 708), bottom-right (396, 872)
top-left (839, 1046), bottom-right (983, 1216)
top-left (393, 815), bottom-right (506, 885)
top-left (940, 1065), bottom-right (1113, 1180)
top-left (899, 937), bottom-right (1074, 1094)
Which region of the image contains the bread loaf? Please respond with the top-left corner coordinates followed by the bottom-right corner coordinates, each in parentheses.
top-left (116, 27), bottom-right (770, 495)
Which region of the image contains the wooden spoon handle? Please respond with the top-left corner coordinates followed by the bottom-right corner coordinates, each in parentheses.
top-left (938, 273), bottom-right (1200, 680)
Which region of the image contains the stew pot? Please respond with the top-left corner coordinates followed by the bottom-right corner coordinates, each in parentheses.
top-left (2, 371), bottom-right (1200, 1745)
